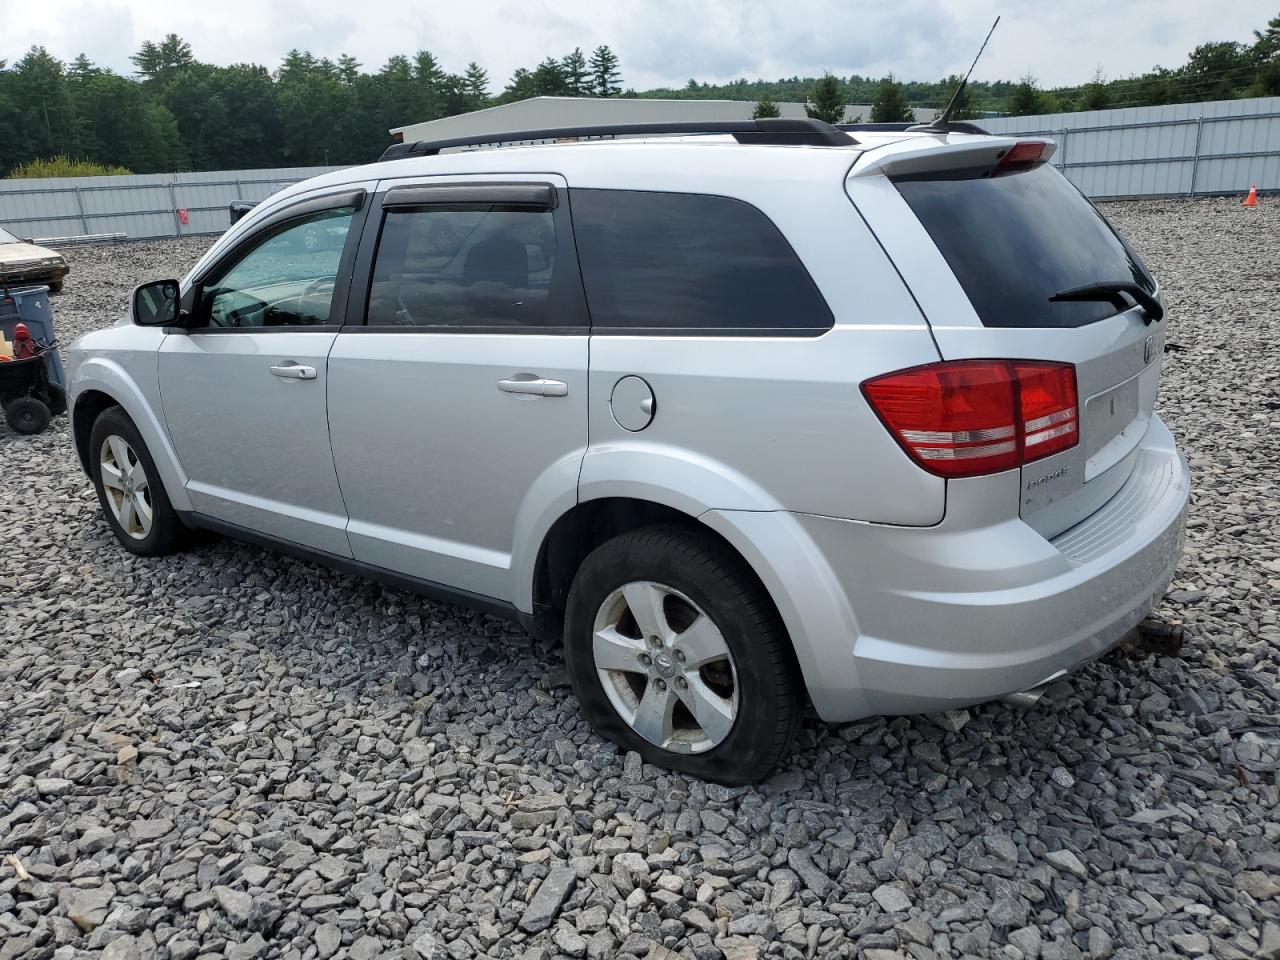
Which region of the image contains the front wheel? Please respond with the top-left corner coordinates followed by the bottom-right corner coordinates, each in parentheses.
top-left (564, 525), bottom-right (803, 784)
top-left (89, 407), bottom-right (186, 556)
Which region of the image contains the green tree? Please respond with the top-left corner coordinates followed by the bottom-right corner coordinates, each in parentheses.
top-left (937, 73), bottom-right (975, 120)
top-left (1080, 67), bottom-right (1110, 111)
top-left (561, 48), bottom-right (589, 95)
top-left (8, 48), bottom-right (81, 164)
top-left (336, 54), bottom-right (361, 85)
top-left (752, 97), bottom-right (781, 119)
top-left (1253, 14), bottom-right (1280, 95)
top-left (805, 73), bottom-right (845, 124)
top-left (498, 67), bottom-right (538, 103)
top-left (276, 69), bottom-right (351, 165)
top-left (276, 50), bottom-right (312, 85)
top-left (68, 54), bottom-right (100, 81)
top-left (1179, 40), bottom-right (1252, 101)
top-left (462, 62), bottom-right (490, 106)
top-left (870, 74), bottom-right (912, 122)
top-left (1008, 74), bottom-right (1043, 116)
top-left (532, 57), bottom-right (570, 96)
top-left (73, 72), bottom-right (184, 171)
top-left (130, 33), bottom-right (193, 83)
top-left (588, 45), bottom-right (621, 97)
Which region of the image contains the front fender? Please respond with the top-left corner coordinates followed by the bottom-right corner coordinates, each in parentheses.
top-left (70, 354), bottom-right (192, 513)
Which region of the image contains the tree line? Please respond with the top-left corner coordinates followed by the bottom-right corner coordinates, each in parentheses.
top-left (0, 14), bottom-right (1276, 177)
top-left (0, 37), bottom-right (625, 175)
top-left (687, 16), bottom-right (1280, 121)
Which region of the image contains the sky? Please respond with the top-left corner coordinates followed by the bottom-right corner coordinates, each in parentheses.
top-left (3, 0), bottom-right (1275, 93)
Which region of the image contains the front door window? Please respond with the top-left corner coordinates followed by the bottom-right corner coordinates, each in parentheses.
top-left (200, 207), bottom-right (354, 328)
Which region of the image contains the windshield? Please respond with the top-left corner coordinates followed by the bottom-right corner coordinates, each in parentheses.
top-left (0, 226), bottom-right (19, 244)
top-left (894, 162), bottom-right (1154, 328)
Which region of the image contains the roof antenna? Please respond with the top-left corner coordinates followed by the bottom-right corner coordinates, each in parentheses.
top-left (916, 16), bottom-right (1000, 133)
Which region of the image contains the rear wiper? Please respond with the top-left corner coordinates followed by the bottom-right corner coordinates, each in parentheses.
top-left (1049, 281), bottom-right (1163, 324)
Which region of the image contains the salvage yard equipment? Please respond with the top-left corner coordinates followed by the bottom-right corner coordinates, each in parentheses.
top-left (0, 284), bottom-right (66, 434)
top-left (0, 347), bottom-right (63, 433)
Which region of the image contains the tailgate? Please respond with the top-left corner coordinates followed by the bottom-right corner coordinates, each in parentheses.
top-left (846, 136), bottom-right (1163, 539)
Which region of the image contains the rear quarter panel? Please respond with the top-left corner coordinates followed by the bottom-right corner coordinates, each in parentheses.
top-left (575, 166), bottom-right (944, 525)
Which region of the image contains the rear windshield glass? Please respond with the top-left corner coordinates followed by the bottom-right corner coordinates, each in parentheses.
top-left (894, 163), bottom-right (1154, 328)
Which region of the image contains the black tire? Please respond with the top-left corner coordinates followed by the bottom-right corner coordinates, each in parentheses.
top-left (43, 382), bottom-right (67, 418)
top-left (564, 524), bottom-right (803, 784)
top-left (89, 406), bottom-right (185, 556)
top-left (48, 281), bottom-right (64, 295)
top-left (5, 396), bottom-right (51, 435)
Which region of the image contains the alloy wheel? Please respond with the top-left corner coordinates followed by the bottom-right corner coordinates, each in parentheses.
top-left (99, 434), bottom-right (153, 540)
top-left (592, 580), bottom-right (739, 754)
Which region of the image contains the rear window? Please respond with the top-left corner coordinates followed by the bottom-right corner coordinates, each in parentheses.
top-left (894, 163), bottom-right (1154, 328)
top-left (571, 189), bottom-right (833, 334)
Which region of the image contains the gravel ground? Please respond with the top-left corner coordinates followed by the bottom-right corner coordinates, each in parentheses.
top-left (2, 198), bottom-right (1278, 960)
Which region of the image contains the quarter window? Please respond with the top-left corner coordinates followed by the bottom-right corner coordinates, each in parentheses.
top-left (200, 207), bottom-right (353, 328)
top-left (367, 205), bottom-right (557, 328)
top-left (571, 189), bottom-right (833, 332)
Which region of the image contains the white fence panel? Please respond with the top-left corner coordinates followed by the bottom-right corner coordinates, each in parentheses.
top-left (983, 96), bottom-right (1280, 198)
top-left (0, 166), bottom-right (342, 242)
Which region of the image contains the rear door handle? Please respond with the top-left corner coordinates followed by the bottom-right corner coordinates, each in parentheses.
top-left (497, 377), bottom-right (568, 397)
top-left (270, 363), bottom-right (317, 380)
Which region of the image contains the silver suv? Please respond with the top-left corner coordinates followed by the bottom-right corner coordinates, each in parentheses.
top-left (66, 119), bottom-right (1189, 784)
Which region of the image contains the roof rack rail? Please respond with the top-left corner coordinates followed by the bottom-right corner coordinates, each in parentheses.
top-left (837, 121), bottom-right (991, 135)
top-left (380, 118), bottom-right (857, 161)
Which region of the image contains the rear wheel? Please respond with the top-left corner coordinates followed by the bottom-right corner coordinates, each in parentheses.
top-left (4, 396), bottom-right (51, 435)
top-left (48, 280), bottom-right (64, 295)
top-left (89, 407), bottom-right (185, 556)
top-left (564, 525), bottom-right (802, 784)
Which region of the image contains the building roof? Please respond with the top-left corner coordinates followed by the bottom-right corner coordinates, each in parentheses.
top-left (390, 96), bottom-right (937, 144)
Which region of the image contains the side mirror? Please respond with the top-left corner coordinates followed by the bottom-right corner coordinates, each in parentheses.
top-left (132, 279), bottom-right (181, 326)
top-left (229, 200), bottom-right (257, 226)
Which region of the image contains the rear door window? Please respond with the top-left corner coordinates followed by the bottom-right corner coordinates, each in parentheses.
top-left (570, 189), bottom-right (833, 334)
top-left (367, 204), bottom-right (557, 328)
top-left (894, 162), bottom-right (1154, 328)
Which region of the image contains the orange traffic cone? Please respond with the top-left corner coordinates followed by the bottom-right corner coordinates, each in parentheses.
top-left (1243, 184), bottom-right (1258, 207)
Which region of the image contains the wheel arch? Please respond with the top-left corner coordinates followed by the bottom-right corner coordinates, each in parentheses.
top-left (527, 494), bottom-right (870, 723)
top-left (69, 359), bottom-right (192, 512)
top-left (528, 496), bottom-right (808, 682)
top-left (71, 389), bottom-right (117, 475)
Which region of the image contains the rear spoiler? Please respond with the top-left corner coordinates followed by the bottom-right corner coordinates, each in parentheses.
top-left (849, 137), bottom-right (1056, 179)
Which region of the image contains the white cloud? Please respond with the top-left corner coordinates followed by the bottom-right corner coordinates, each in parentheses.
top-left (3, 0), bottom-right (1273, 92)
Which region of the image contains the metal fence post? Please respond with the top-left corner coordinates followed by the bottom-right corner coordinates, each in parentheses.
top-left (72, 185), bottom-right (90, 236)
top-left (168, 179), bottom-right (181, 236)
top-left (1057, 127), bottom-right (1069, 170)
top-left (1189, 116), bottom-right (1204, 197)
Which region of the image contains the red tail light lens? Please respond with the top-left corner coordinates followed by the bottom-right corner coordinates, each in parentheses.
top-left (862, 360), bottom-right (1078, 479)
top-left (1014, 361), bottom-right (1079, 460)
top-left (997, 140), bottom-right (1050, 171)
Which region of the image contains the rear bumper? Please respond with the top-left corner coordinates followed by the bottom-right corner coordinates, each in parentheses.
top-left (706, 415), bottom-right (1189, 722)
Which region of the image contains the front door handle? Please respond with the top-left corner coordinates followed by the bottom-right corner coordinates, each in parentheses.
top-left (497, 376), bottom-right (568, 397)
top-left (270, 363), bottom-right (317, 380)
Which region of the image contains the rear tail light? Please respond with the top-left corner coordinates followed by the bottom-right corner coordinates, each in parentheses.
top-left (862, 360), bottom-right (1078, 479)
